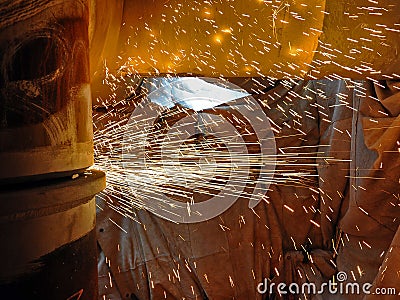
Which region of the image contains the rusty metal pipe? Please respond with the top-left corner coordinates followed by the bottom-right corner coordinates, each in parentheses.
top-left (0, 0), bottom-right (93, 182)
top-left (0, 170), bottom-right (105, 299)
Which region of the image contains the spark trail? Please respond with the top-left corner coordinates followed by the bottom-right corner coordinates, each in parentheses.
top-left (92, 76), bottom-right (348, 223)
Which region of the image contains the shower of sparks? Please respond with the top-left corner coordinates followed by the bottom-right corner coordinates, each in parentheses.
top-left (92, 75), bottom-right (352, 222)
top-left (93, 0), bottom-right (400, 296)
top-left (104, 0), bottom-right (400, 79)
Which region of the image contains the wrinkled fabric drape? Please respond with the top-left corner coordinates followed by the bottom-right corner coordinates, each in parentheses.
top-left (334, 81), bottom-right (400, 300)
top-left (96, 79), bottom-right (399, 300)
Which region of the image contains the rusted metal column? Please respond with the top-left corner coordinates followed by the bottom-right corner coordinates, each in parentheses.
top-left (0, 171), bottom-right (105, 299)
top-left (0, 1), bottom-right (104, 299)
top-left (0, 0), bottom-right (93, 182)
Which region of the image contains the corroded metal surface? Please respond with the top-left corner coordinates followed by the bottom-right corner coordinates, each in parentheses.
top-left (0, 170), bottom-right (105, 299)
top-left (0, 0), bottom-right (93, 181)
